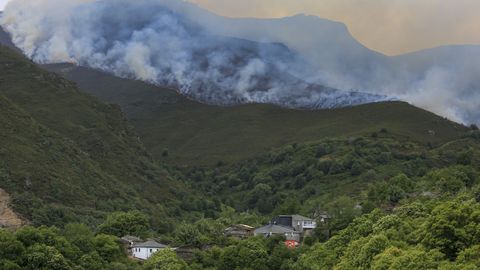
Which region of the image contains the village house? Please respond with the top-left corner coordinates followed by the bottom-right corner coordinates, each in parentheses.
top-left (132, 240), bottom-right (168, 260)
top-left (254, 223), bottom-right (301, 243)
top-left (254, 214), bottom-right (321, 246)
top-left (271, 214), bottom-right (317, 237)
top-left (224, 224), bottom-right (255, 239)
top-left (120, 235), bottom-right (142, 255)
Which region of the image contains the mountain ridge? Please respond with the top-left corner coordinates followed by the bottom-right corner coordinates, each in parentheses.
top-left (2, 2), bottom-right (480, 124)
top-left (43, 62), bottom-right (467, 166)
top-left (0, 22), bottom-right (470, 166)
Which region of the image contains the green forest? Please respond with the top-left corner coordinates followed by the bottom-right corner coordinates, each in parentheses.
top-left (3, 126), bottom-right (480, 269)
top-left (3, 41), bottom-right (480, 269)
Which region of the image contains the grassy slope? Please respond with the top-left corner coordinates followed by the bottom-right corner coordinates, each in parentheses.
top-left (45, 64), bottom-right (468, 166)
top-left (0, 46), bottom-right (186, 227)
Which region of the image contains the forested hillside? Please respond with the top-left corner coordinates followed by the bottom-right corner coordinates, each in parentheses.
top-left (184, 129), bottom-right (480, 269)
top-left (0, 45), bottom-right (214, 231)
top-left (44, 64), bottom-right (467, 166)
top-left (183, 129), bottom-right (480, 223)
top-left (2, 37), bottom-right (480, 270)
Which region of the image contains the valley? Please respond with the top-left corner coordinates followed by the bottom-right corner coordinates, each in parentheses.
top-left (1, 1), bottom-right (480, 269)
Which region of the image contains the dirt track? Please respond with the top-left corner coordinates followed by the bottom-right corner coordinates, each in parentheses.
top-left (0, 188), bottom-right (25, 229)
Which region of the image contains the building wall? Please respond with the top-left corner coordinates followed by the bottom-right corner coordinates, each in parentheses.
top-left (132, 247), bottom-right (161, 260)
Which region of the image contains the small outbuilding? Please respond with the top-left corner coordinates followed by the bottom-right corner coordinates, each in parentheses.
top-left (132, 240), bottom-right (168, 260)
top-left (224, 224), bottom-right (255, 239)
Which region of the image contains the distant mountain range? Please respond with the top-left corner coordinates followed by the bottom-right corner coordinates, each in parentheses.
top-left (185, 5), bottom-right (480, 124)
top-left (1, 0), bottom-right (479, 124)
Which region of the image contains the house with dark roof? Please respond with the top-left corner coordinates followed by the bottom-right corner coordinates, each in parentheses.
top-left (254, 224), bottom-right (301, 242)
top-left (271, 214), bottom-right (317, 236)
top-left (132, 240), bottom-right (168, 260)
top-left (254, 214), bottom-right (321, 246)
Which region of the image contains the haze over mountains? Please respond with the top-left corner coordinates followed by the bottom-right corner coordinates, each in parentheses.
top-left (1, 0), bottom-right (480, 124)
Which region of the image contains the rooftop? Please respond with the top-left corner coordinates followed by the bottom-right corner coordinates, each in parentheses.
top-left (277, 214), bottom-right (314, 221)
top-left (121, 235), bottom-right (142, 242)
top-left (254, 224), bottom-right (297, 234)
top-left (226, 224), bottom-right (255, 230)
top-left (133, 240), bottom-right (168, 248)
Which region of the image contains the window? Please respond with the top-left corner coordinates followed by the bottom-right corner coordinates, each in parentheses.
top-left (150, 249), bottom-right (153, 253)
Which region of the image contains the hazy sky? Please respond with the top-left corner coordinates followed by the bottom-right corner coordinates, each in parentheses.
top-left (188, 0), bottom-right (480, 55)
top-left (1, 0), bottom-right (479, 55)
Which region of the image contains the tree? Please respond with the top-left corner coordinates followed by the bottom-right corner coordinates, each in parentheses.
top-left (372, 247), bottom-right (446, 270)
top-left (335, 234), bottom-right (390, 269)
top-left (63, 223), bottom-right (95, 254)
top-left (0, 229), bottom-right (25, 264)
top-left (421, 199), bottom-right (480, 259)
top-left (273, 197), bottom-right (301, 218)
top-left (15, 226), bottom-right (59, 248)
top-left (390, 174), bottom-right (414, 193)
top-left (219, 238), bottom-right (269, 270)
top-left (78, 252), bottom-right (106, 270)
top-left (143, 249), bottom-right (188, 270)
top-left (248, 183), bottom-right (273, 213)
top-left (0, 260), bottom-right (21, 270)
top-left (328, 161), bottom-right (345, 175)
top-left (325, 196), bottom-right (362, 232)
top-left (294, 243), bottom-right (336, 270)
top-left (97, 211), bottom-right (149, 237)
top-left (23, 244), bottom-right (71, 270)
top-left (452, 245), bottom-right (480, 269)
top-left (93, 234), bottom-right (122, 261)
top-left (268, 243), bottom-right (298, 270)
top-left (15, 226), bottom-right (77, 263)
top-left (423, 166), bottom-right (477, 194)
top-left (174, 223), bottom-right (203, 247)
top-left (351, 160), bottom-right (365, 176)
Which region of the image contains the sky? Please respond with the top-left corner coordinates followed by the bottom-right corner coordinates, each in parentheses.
top-left (1, 0), bottom-right (478, 55)
top-left (188, 0), bottom-right (480, 55)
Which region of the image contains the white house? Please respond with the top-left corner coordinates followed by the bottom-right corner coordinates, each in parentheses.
top-left (132, 240), bottom-right (168, 260)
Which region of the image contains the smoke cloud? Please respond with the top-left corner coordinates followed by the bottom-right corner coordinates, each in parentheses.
top-left (1, 0), bottom-right (479, 124)
top-left (0, 0), bottom-right (387, 109)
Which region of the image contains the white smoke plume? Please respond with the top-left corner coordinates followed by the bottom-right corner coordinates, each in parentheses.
top-left (2, 0), bottom-right (479, 124)
top-left (192, 13), bottom-right (480, 125)
top-left (0, 0), bottom-right (387, 109)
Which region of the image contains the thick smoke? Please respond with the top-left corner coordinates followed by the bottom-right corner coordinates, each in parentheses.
top-left (2, 0), bottom-right (478, 124)
top-left (0, 0), bottom-right (387, 108)
top-left (191, 13), bottom-right (480, 124)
